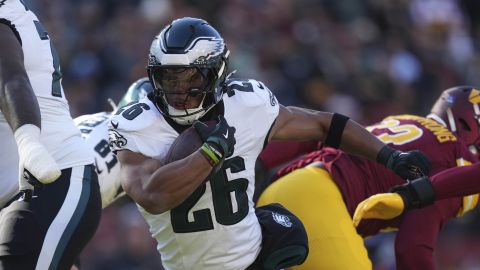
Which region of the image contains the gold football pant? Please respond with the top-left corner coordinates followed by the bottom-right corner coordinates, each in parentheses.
top-left (257, 167), bottom-right (372, 270)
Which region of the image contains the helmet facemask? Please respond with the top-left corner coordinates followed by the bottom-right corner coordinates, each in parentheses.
top-left (150, 66), bottom-right (217, 125)
top-left (146, 17), bottom-right (229, 125)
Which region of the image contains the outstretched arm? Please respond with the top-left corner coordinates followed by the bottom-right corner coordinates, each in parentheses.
top-left (270, 106), bottom-right (385, 160)
top-left (430, 162), bottom-right (480, 200)
top-left (353, 163), bottom-right (480, 225)
top-left (270, 105), bottom-right (431, 179)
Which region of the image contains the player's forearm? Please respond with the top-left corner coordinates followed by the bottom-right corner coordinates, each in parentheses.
top-left (431, 163), bottom-right (480, 200)
top-left (142, 151), bottom-right (212, 214)
top-left (273, 107), bottom-right (384, 161)
top-left (0, 76), bottom-right (42, 131)
top-left (0, 24), bottom-right (42, 131)
top-left (337, 120), bottom-right (385, 161)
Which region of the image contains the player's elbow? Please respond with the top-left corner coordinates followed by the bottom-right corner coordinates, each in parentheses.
top-left (121, 180), bottom-right (169, 214)
top-left (138, 199), bottom-right (167, 214)
top-left (125, 191), bottom-right (164, 214)
top-left (134, 195), bottom-right (169, 215)
top-left (136, 191), bottom-right (174, 215)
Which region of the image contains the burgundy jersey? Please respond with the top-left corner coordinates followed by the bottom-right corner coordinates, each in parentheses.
top-left (277, 115), bottom-right (478, 237)
top-left (258, 141), bottom-right (319, 170)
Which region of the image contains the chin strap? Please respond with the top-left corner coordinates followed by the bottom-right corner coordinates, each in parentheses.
top-left (165, 94), bottom-right (207, 125)
top-left (167, 105), bottom-right (206, 125)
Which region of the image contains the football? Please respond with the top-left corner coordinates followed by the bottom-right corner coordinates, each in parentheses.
top-left (164, 120), bottom-right (216, 164)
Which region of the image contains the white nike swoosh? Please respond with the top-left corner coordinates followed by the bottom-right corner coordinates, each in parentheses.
top-left (223, 129), bottom-right (228, 139)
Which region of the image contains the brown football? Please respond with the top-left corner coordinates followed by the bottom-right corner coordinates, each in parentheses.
top-left (164, 120), bottom-right (216, 164)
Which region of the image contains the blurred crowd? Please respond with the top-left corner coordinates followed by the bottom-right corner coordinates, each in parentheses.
top-left (28, 0), bottom-right (480, 269)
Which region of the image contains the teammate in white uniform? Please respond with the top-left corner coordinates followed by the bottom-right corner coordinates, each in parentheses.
top-left (109, 17), bottom-right (432, 270)
top-left (0, 1), bottom-right (101, 269)
top-left (74, 78), bottom-right (153, 208)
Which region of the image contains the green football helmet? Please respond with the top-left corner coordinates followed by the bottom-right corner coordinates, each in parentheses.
top-left (118, 77), bottom-right (154, 108)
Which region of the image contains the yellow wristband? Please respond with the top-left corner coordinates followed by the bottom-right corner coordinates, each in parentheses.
top-left (200, 144), bottom-right (220, 166)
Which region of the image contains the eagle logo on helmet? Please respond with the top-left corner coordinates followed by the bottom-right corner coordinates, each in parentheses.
top-left (188, 37), bottom-right (225, 64)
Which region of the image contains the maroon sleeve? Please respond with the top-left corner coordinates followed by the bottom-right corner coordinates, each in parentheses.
top-left (258, 140), bottom-right (318, 170)
top-left (394, 198), bottom-right (460, 270)
top-left (432, 162), bottom-right (480, 200)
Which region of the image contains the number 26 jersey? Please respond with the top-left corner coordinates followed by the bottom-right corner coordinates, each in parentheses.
top-left (109, 79), bottom-right (279, 270)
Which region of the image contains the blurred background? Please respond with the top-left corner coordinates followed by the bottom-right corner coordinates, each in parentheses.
top-left (27, 0), bottom-right (480, 269)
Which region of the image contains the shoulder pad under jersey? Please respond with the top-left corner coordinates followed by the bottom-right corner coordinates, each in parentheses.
top-left (109, 98), bottom-right (160, 132)
top-left (223, 78), bottom-right (278, 108)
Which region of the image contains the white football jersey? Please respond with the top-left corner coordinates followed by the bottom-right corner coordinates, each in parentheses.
top-left (0, 0), bottom-right (93, 195)
top-left (109, 79), bottom-right (279, 270)
top-left (74, 112), bottom-right (124, 208)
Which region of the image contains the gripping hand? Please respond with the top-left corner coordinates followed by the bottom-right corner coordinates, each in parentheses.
top-left (15, 124), bottom-right (61, 189)
top-left (353, 193), bottom-right (405, 227)
top-left (352, 176), bottom-right (435, 227)
top-left (194, 115), bottom-right (236, 169)
top-left (377, 146), bottom-right (431, 180)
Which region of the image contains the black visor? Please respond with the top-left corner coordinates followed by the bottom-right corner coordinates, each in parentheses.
top-left (151, 67), bottom-right (214, 97)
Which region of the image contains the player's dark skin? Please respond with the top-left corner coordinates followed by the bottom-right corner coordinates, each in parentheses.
top-left (118, 84), bottom-right (386, 214)
top-left (0, 23), bottom-right (41, 131)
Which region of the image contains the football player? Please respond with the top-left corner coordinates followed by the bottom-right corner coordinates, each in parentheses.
top-left (109, 17), bottom-right (431, 270)
top-left (257, 86), bottom-right (480, 270)
top-left (354, 87), bottom-right (480, 225)
top-left (0, 1), bottom-right (101, 269)
top-left (74, 77), bottom-right (153, 208)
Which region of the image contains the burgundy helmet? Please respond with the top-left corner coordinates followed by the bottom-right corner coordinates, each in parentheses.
top-left (429, 86), bottom-right (480, 155)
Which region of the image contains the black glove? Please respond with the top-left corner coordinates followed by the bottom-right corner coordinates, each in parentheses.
top-left (389, 176), bottom-right (436, 210)
top-left (377, 146), bottom-right (431, 180)
top-left (194, 115), bottom-right (236, 169)
top-left (23, 169), bottom-right (44, 190)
